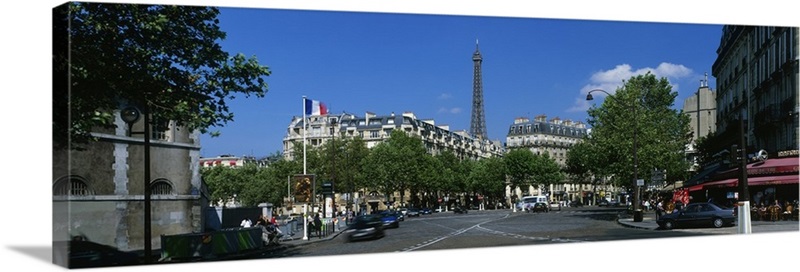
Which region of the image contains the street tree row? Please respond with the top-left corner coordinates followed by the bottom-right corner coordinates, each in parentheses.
top-left (202, 129), bottom-right (567, 209)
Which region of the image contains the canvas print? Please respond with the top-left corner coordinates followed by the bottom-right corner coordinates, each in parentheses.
top-left (52, 1), bottom-right (799, 269)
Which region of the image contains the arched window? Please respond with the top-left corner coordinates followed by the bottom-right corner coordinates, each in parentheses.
top-left (151, 179), bottom-right (175, 195)
top-left (53, 176), bottom-right (92, 196)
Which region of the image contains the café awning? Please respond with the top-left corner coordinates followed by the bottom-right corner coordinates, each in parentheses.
top-left (699, 174), bottom-right (799, 189)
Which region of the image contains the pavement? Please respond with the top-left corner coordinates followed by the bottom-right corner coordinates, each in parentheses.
top-left (616, 210), bottom-right (800, 233)
top-left (209, 210), bottom-right (798, 261)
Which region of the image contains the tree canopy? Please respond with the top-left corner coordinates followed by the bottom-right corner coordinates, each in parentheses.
top-left (584, 72), bottom-right (692, 188)
top-left (54, 3), bottom-right (271, 149)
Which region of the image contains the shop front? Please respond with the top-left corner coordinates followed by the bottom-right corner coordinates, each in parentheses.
top-left (686, 156), bottom-right (799, 206)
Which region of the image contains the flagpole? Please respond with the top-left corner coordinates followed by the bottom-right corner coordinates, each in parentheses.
top-left (302, 95), bottom-right (309, 240)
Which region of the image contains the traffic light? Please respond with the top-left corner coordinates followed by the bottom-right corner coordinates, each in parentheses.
top-left (729, 144), bottom-right (743, 163)
top-left (321, 182), bottom-right (334, 195)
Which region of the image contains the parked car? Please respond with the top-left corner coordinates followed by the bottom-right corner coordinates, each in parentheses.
top-left (597, 199), bottom-right (610, 207)
top-left (453, 206), bottom-right (469, 214)
top-left (420, 208), bottom-right (432, 214)
top-left (656, 202), bottom-right (736, 230)
top-left (391, 210), bottom-right (405, 221)
top-left (406, 208), bottom-right (420, 217)
top-left (379, 211), bottom-right (400, 228)
top-left (529, 202), bottom-right (549, 213)
top-left (345, 214), bottom-right (385, 242)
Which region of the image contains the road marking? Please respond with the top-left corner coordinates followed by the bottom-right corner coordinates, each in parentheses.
top-left (397, 213), bottom-right (581, 252)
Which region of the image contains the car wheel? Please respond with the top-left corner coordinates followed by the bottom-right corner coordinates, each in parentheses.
top-left (712, 218), bottom-right (724, 228)
top-left (663, 220), bottom-right (675, 230)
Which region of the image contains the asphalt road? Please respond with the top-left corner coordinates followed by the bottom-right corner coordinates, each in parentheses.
top-left (253, 207), bottom-right (724, 259)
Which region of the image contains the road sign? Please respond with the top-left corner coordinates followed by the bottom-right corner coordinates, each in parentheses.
top-left (636, 179), bottom-right (644, 186)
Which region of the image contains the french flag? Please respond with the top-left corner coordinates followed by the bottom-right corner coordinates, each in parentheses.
top-left (304, 98), bottom-right (328, 116)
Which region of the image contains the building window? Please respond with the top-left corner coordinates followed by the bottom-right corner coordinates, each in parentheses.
top-left (151, 180), bottom-right (175, 195)
top-left (53, 176), bottom-right (92, 196)
top-left (370, 130), bottom-right (379, 138)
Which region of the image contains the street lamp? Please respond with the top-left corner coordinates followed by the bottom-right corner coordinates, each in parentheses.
top-left (586, 89), bottom-right (643, 222)
top-left (120, 103), bottom-right (154, 263)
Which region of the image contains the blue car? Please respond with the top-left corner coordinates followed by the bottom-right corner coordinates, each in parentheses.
top-left (379, 211), bottom-right (400, 228)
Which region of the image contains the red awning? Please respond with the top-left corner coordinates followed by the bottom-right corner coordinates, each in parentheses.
top-left (700, 175), bottom-right (798, 189)
top-left (702, 178), bottom-right (737, 189)
top-left (747, 175), bottom-right (799, 186)
top-left (687, 184), bottom-right (706, 192)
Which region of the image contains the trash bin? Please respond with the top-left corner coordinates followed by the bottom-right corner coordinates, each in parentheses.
top-left (633, 210), bottom-right (643, 222)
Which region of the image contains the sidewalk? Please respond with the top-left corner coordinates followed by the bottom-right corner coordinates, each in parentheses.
top-left (616, 211), bottom-right (800, 233)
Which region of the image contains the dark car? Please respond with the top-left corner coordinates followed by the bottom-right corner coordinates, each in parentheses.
top-left (345, 214), bottom-right (385, 242)
top-left (406, 208), bottom-right (420, 217)
top-left (656, 202), bottom-right (736, 230)
top-left (452, 206), bottom-right (469, 214)
top-left (59, 239), bottom-right (140, 268)
top-left (420, 207), bottom-right (432, 215)
top-left (379, 211), bottom-right (400, 228)
top-left (530, 202), bottom-right (549, 213)
top-left (569, 201), bottom-right (584, 207)
top-left (597, 199), bottom-right (610, 207)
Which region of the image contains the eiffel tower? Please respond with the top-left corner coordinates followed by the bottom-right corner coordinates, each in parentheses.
top-left (470, 39), bottom-right (488, 140)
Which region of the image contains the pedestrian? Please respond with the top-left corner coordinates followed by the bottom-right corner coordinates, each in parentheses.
top-left (313, 213), bottom-right (322, 238)
top-left (656, 200), bottom-right (664, 220)
top-left (307, 213), bottom-right (315, 237)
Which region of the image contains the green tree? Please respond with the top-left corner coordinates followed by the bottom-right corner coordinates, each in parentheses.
top-left (54, 3), bottom-right (271, 150)
top-left (565, 140), bottom-right (597, 184)
top-left (585, 72), bottom-right (692, 188)
top-left (339, 137), bottom-right (370, 199)
top-left (467, 156), bottom-right (507, 208)
top-left (530, 153), bottom-right (566, 193)
top-left (504, 148), bottom-right (536, 202)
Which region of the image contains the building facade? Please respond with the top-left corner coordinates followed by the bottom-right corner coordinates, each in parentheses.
top-left (504, 115), bottom-right (616, 204)
top-left (712, 25), bottom-right (798, 155)
top-left (683, 77), bottom-right (718, 171)
top-left (282, 111), bottom-right (505, 213)
top-left (53, 108), bottom-right (208, 252)
top-left (283, 111), bottom-right (505, 161)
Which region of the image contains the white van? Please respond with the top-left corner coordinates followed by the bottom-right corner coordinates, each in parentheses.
top-left (518, 195), bottom-right (548, 211)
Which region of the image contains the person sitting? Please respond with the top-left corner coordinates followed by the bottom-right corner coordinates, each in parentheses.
top-left (768, 200), bottom-right (782, 221)
top-left (783, 202), bottom-right (794, 221)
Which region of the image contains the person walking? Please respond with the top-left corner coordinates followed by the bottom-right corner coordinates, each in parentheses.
top-left (313, 213), bottom-right (322, 238)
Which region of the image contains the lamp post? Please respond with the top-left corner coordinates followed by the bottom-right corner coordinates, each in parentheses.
top-left (120, 103), bottom-right (153, 263)
top-left (586, 89), bottom-right (643, 222)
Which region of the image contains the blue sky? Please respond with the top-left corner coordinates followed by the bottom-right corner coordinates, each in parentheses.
top-left (199, 7), bottom-right (722, 158)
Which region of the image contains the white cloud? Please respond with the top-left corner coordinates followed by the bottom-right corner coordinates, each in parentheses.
top-left (438, 107), bottom-right (462, 114)
top-left (568, 62), bottom-right (694, 112)
top-left (438, 93), bottom-right (452, 100)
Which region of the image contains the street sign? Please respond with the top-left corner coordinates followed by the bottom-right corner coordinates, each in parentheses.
top-left (636, 179), bottom-right (644, 186)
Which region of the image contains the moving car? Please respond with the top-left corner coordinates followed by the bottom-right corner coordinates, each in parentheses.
top-left (345, 214), bottom-right (385, 242)
top-left (406, 208), bottom-right (420, 217)
top-left (379, 211), bottom-right (400, 228)
top-left (530, 202), bottom-right (549, 213)
top-left (452, 206), bottom-right (469, 214)
top-left (420, 207), bottom-right (432, 215)
top-left (656, 202), bottom-right (736, 230)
